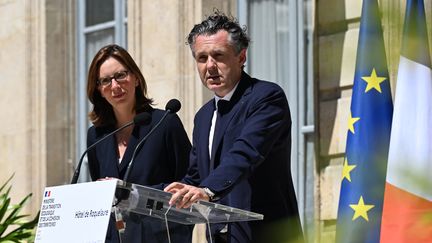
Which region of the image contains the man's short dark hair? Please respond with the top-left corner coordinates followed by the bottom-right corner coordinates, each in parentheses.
top-left (187, 10), bottom-right (250, 56)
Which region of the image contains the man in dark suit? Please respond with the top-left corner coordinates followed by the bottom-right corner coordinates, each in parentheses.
top-left (164, 11), bottom-right (304, 243)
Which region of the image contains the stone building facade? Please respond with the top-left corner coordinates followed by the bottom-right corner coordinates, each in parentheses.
top-left (0, 0), bottom-right (430, 242)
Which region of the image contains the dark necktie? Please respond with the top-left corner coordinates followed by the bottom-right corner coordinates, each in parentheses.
top-left (210, 100), bottom-right (230, 169)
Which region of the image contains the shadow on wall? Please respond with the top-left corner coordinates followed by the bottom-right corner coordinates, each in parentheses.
top-left (316, 0), bottom-right (353, 169)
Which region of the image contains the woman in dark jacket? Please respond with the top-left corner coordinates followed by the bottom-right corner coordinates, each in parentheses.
top-left (86, 44), bottom-right (192, 243)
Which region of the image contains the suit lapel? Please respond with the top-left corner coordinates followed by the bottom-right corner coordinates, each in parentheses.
top-left (210, 72), bottom-right (253, 169)
top-left (198, 102), bottom-right (215, 174)
top-left (95, 126), bottom-right (121, 178)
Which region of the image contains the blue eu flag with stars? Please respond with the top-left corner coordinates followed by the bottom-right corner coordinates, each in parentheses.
top-left (336, 0), bottom-right (393, 242)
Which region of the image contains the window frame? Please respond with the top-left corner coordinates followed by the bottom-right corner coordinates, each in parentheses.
top-left (75, 0), bottom-right (127, 182)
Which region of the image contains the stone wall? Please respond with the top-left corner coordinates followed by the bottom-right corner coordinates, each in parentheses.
top-left (0, 0), bottom-right (75, 214)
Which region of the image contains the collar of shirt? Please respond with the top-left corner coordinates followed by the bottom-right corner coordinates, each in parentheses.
top-left (213, 81), bottom-right (240, 108)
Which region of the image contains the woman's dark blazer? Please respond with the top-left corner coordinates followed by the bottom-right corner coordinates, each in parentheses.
top-left (87, 108), bottom-right (192, 243)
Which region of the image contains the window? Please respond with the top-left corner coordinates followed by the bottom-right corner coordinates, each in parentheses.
top-left (76, 0), bottom-right (127, 182)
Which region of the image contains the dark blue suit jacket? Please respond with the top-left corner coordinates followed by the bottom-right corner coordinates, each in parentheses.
top-left (183, 72), bottom-right (303, 243)
top-left (87, 108), bottom-right (192, 243)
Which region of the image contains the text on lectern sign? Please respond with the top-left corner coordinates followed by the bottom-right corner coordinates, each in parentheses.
top-left (35, 180), bottom-right (117, 243)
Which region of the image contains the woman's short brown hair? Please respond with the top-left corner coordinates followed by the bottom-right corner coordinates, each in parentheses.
top-left (87, 44), bottom-right (153, 127)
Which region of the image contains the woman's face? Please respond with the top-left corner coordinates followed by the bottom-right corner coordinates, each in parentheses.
top-left (98, 57), bottom-right (138, 113)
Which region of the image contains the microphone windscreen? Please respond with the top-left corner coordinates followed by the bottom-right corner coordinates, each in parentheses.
top-left (165, 99), bottom-right (181, 113)
top-left (133, 112), bottom-right (151, 125)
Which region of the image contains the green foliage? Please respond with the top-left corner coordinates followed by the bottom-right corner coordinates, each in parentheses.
top-left (0, 175), bottom-right (39, 242)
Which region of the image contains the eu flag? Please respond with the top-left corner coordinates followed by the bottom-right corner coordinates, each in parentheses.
top-left (336, 0), bottom-right (393, 242)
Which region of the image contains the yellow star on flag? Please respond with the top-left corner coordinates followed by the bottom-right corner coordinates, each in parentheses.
top-left (342, 158), bottom-right (356, 182)
top-left (349, 196), bottom-right (375, 221)
top-left (361, 68), bottom-right (387, 93)
top-left (348, 112), bottom-right (360, 134)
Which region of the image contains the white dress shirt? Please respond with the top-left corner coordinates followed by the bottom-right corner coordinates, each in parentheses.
top-left (208, 82), bottom-right (239, 158)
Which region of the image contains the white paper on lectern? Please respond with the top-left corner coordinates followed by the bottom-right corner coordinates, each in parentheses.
top-left (34, 180), bottom-right (117, 243)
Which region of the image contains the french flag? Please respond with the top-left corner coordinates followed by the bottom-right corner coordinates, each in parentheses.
top-left (380, 0), bottom-right (432, 242)
top-left (44, 191), bottom-right (51, 197)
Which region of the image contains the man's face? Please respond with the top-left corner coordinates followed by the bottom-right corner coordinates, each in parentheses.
top-left (193, 30), bottom-right (246, 97)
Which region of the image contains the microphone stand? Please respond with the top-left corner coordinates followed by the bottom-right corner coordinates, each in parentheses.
top-left (71, 121), bottom-right (134, 184)
top-left (115, 111), bottom-right (172, 201)
top-left (116, 99), bottom-right (180, 201)
top-left (71, 113), bottom-right (150, 184)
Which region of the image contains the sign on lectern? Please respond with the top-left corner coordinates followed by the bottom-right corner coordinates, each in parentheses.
top-left (34, 180), bottom-right (117, 243)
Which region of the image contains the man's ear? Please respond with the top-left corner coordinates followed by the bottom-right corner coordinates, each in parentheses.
top-left (238, 49), bottom-right (247, 66)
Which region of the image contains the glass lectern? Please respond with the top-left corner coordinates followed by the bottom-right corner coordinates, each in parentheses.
top-left (115, 180), bottom-right (263, 243)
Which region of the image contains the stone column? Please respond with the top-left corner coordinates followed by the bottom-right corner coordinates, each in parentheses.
top-left (0, 0), bottom-right (75, 214)
top-left (316, 0), bottom-right (363, 241)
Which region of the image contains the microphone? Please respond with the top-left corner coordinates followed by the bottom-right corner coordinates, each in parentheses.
top-left (122, 99), bottom-right (181, 184)
top-left (70, 112), bottom-right (151, 184)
